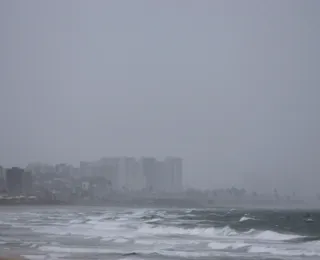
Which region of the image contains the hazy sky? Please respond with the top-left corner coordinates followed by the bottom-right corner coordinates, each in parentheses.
top-left (1, 1), bottom-right (319, 194)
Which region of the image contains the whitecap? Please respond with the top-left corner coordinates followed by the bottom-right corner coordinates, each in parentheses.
top-left (112, 237), bottom-right (130, 243)
top-left (254, 230), bottom-right (302, 241)
top-left (22, 255), bottom-right (46, 260)
top-left (208, 241), bottom-right (229, 250)
top-left (208, 241), bottom-right (251, 251)
top-left (239, 216), bottom-right (256, 222)
top-left (137, 224), bottom-right (238, 237)
top-left (39, 246), bottom-right (114, 254)
top-left (249, 245), bottom-right (320, 257)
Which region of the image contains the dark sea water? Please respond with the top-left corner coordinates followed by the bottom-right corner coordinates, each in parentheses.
top-left (1, 206), bottom-right (320, 260)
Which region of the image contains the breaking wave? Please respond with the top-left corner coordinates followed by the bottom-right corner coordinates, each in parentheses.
top-left (239, 215), bottom-right (256, 222)
top-left (2, 207), bottom-right (320, 259)
top-left (137, 224), bottom-right (303, 241)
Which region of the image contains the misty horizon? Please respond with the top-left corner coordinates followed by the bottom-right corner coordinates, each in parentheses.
top-left (1, 1), bottom-right (319, 195)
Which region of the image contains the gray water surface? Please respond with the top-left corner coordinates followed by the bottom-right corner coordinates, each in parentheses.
top-left (1, 206), bottom-right (320, 260)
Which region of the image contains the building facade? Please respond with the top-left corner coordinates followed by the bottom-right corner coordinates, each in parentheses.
top-left (5, 167), bottom-right (33, 195)
top-left (118, 157), bottom-right (144, 191)
top-left (164, 157), bottom-right (183, 193)
top-left (139, 157), bottom-right (158, 192)
top-left (0, 166), bottom-right (6, 193)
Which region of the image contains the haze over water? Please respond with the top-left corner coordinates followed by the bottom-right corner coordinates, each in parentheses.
top-left (1, 1), bottom-right (320, 194)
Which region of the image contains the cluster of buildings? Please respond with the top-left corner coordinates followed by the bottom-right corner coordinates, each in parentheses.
top-left (1, 161), bottom-right (313, 207)
top-left (0, 156), bottom-right (183, 203)
top-left (78, 157), bottom-right (183, 193)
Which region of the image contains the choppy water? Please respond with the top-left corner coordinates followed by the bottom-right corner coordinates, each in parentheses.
top-left (1, 206), bottom-right (320, 260)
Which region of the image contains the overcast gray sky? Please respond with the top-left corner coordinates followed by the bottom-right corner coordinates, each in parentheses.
top-left (1, 0), bottom-right (319, 194)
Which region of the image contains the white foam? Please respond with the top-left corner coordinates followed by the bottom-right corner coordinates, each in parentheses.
top-left (39, 245), bottom-right (156, 256)
top-left (208, 241), bottom-right (229, 250)
top-left (239, 216), bottom-right (255, 222)
top-left (22, 253), bottom-right (69, 260)
top-left (244, 228), bottom-right (256, 234)
top-left (32, 217), bottom-right (133, 240)
top-left (158, 249), bottom-right (238, 258)
top-left (160, 250), bottom-right (212, 258)
top-left (135, 239), bottom-right (200, 246)
top-left (135, 239), bottom-right (155, 245)
top-left (208, 241), bottom-right (250, 251)
top-left (39, 246), bottom-right (114, 254)
top-left (254, 230), bottom-right (301, 241)
top-left (137, 224), bottom-right (238, 237)
top-left (21, 255), bottom-right (46, 260)
top-left (230, 242), bottom-right (251, 250)
top-left (249, 245), bottom-right (320, 257)
top-left (112, 238), bottom-right (130, 243)
top-left (118, 258), bottom-right (143, 260)
top-left (146, 218), bottom-right (162, 223)
top-left (136, 224), bottom-right (304, 242)
top-left (69, 219), bottom-right (84, 224)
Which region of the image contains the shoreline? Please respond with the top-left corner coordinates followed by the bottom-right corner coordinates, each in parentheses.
top-left (1, 200), bottom-right (320, 210)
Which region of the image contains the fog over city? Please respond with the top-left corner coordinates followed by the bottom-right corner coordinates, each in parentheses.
top-left (0, 1), bottom-right (319, 195)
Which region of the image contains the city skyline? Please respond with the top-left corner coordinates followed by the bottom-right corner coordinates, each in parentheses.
top-left (1, 1), bottom-right (319, 196)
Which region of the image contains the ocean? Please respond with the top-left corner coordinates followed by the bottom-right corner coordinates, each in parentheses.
top-left (1, 206), bottom-right (320, 260)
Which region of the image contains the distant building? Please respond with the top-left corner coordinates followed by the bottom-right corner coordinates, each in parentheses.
top-left (118, 157), bottom-right (144, 191)
top-left (6, 167), bottom-right (24, 195)
top-left (73, 156), bottom-right (183, 194)
top-left (155, 160), bottom-right (166, 192)
top-left (79, 161), bottom-right (94, 177)
top-left (6, 167), bottom-right (33, 195)
top-left (97, 157), bottom-right (120, 190)
top-left (0, 166), bottom-right (5, 179)
top-left (55, 163), bottom-right (74, 177)
top-left (164, 157), bottom-right (183, 193)
top-left (0, 166), bottom-right (6, 193)
top-left (91, 176), bottom-right (112, 199)
top-left (140, 157), bottom-right (157, 192)
top-left (22, 171), bottom-right (33, 195)
top-left (26, 163), bottom-right (55, 175)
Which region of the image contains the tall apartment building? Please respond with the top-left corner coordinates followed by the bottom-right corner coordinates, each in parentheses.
top-left (80, 158), bottom-right (119, 190)
top-left (79, 161), bottom-right (94, 177)
top-left (164, 157), bottom-right (183, 193)
top-left (155, 160), bottom-right (167, 192)
top-left (22, 171), bottom-right (33, 195)
top-left (98, 157), bottom-right (120, 190)
top-left (79, 156), bottom-right (183, 193)
top-left (118, 157), bottom-right (144, 191)
top-left (0, 166), bottom-right (6, 192)
top-left (139, 157), bottom-right (157, 192)
top-left (6, 167), bottom-right (33, 195)
top-left (26, 163), bottom-right (55, 175)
